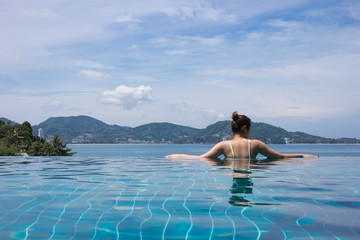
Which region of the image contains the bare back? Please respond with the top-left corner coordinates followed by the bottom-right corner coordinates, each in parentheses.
top-left (225, 139), bottom-right (252, 159)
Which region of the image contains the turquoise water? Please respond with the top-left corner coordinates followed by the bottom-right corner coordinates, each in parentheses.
top-left (0, 144), bottom-right (359, 239)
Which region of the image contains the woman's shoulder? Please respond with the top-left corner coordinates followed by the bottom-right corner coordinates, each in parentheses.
top-left (218, 140), bottom-right (230, 146)
top-left (214, 140), bottom-right (232, 149)
top-left (250, 139), bottom-right (266, 146)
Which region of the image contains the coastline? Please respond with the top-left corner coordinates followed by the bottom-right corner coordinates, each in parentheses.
top-left (67, 142), bottom-right (360, 145)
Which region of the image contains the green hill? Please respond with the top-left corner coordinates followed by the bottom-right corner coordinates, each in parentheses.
top-left (187, 121), bottom-right (309, 144)
top-left (0, 118), bottom-right (17, 126)
top-left (132, 123), bottom-right (199, 143)
top-left (189, 121), bottom-right (359, 144)
top-left (32, 116), bottom-right (132, 143)
top-left (1, 115), bottom-right (355, 144)
top-left (190, 121), bottom-right (231, 143)
top-left (32, 117), bottom-right (199, 143)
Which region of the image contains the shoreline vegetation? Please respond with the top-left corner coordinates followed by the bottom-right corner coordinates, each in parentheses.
top-left (0, 120), bottom-right (74, 156)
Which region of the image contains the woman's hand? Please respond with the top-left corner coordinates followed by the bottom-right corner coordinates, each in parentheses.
top-left (165, 154), bottom-right (199, 159)
top-left (302, 154), bottom-right (319, 158)
top-left (165, 154), bottom-right (182, 158)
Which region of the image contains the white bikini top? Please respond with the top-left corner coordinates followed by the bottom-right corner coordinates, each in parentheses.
top-left (228, 139), bottom-right (251, 161)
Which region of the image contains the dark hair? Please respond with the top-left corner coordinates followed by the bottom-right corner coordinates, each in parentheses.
top-left (231, 111), bottom-right (251, 134)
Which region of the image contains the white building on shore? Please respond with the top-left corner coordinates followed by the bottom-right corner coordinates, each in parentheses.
top-left (38, 128), bottom-right (44, 138)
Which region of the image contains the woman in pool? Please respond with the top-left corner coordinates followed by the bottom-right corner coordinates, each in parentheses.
top-left (165, 112), bottom-right (318, 159)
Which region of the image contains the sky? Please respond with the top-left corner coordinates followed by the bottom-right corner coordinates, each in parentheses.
top-left (1, 0), bottom-right (359, 138)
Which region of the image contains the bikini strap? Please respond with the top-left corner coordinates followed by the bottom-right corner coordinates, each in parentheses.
top-left (228, 140), bottom-right (235, 159)
top-left (248, 139), bottom-right (251, 161)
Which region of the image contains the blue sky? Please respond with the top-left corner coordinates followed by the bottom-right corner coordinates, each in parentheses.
top-left (1, 0), bottom-right (359, 138)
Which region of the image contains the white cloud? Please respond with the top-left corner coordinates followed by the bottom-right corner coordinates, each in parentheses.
top-left (165, 49), bottom-right (187, 55)
top-left (182, 35), bottom-right (224, 45)
top-left (101, 85), bottom-right (153, 110)
top-left (153, 35), bottom-right (225, 49)
top-left (1, 0), bottom-right (360, 138)
top-left (159, 102), bottom-right (227, 128)
top-left (203, 109), bottom-right (225, 120)
top-left (346, 2), bottom-right (360, 20)
top-left (116, 14), bottom-right (143, 23)
top-left (240, 31), bottom-right (265, 42)
top-left (78, 69), bottom-right (110, 81)
top-left (198, 7), bottom-right (236, 23)
top-left (267, 19), bottom-right (303, 30)
top-left (42, 101), bottom-right (66, 111)
top-left (154, 1), bottom-right (236, 23)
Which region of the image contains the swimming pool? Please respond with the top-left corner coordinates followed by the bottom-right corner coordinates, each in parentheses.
top-left (0, 144), bottom-right (359, 239)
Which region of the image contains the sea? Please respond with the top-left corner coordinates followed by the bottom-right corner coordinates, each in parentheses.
top-left (0, 144), bottom-right (359, 239)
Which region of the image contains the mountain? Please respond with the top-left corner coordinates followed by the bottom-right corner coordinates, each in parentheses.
top-left (190, 121), bottom-right (293, 144)
top-left (190, 121), bottom-right (232, 143)
top-left (0, 118), bottom-right (17, 125)
top-left (32, 116), bottom-right (200, 144)
top-left (132, 123), bottom-right (199, 143)
top-left (32, 116), bottom-right (131, 143)
top-left (4, 115), bottom-right (357, 144)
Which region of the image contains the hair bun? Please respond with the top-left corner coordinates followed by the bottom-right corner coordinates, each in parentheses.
top-left (232, 111), bottom-right (239, 121)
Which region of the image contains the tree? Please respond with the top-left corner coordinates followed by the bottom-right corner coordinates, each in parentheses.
top-left (0, 121), bottom-right (74, 156)
top-left (50, 136), bottom-right (74, 156)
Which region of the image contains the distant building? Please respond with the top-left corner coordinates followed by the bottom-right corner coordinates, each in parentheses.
top-left (38, 128), bottom-right (44, 138)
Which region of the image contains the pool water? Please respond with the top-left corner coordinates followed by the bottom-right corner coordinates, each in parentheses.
top-left (0, 144), bottom-right (359, 239)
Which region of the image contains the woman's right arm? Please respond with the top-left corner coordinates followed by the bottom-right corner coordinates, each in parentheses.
top-left (165, 141), bottom-right (226, 159)
top-left (254, 140), bottom-right (318, 159)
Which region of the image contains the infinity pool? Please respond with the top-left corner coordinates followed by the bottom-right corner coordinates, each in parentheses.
top-left (0, 145), bottom-right (359, 239)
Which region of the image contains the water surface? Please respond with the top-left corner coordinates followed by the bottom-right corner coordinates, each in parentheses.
top-left (0, 144), bottom-right (359, 239)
